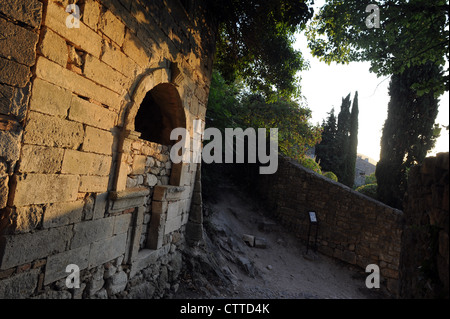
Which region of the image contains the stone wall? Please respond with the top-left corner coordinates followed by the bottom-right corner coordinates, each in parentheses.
top-left (256, 156), bottom-right (403, 295)
top-left (399, 152), bottom-right (449, 298)
top-left (0, 0), bottom-right (215, 298)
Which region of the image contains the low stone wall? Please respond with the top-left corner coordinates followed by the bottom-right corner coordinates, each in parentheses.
top-left (399, 152), bottom-right (449, 298)
top-left (257, 156), bottom-right (403, 295)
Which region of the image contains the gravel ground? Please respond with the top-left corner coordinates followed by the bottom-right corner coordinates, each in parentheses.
top-left (173, 181), bottom-right (391, 300)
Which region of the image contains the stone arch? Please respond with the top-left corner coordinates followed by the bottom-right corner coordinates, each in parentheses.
top-left (113, 66), bottom-right (188, 192)
top-left (134, 83), bottom-right (186, 145)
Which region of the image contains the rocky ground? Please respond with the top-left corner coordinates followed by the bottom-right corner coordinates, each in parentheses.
top-left (172, 177), bottom-right (391, 300)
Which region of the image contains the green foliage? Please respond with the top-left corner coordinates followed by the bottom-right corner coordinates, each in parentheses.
top-left (300, 157), bottom-right (322, 174)
top-left (315, 92), bottom-right (359, 187)
top-left (306, 0), bottom-right (449, 95)
top-left (323, 171), bottom-right (338, 182)
top-left (206, 70), bottom-right (322, 162)
top-left (364, 172), bottom-right (377, 185)
top-left (346, 91), bottom-right (359, 187)
top-left (210, 0), bottom-right (315, 99)
top-left (355, 183), bottom-right (378, 200)
top-left (315, 108), bottom-right (339, 174)
top-left (238, 94), bottom-right (322, 161)
top-left (376, 63), bottom-right (441, 209)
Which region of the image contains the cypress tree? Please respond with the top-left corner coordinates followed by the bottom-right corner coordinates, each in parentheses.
top-left (344, 91), bottom-right (359, 187)
top-left (315, 108), bottom-right (339, 174)
top-left (376, 63), bottom-right (441, 209)
top-left (335, 93), bottom-right (352, 184)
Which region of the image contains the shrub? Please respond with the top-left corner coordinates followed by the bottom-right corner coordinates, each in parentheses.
top-left (355, 183), bottom-right (378, 200)
top-left (323, 171), bottom-right (338, 182)
top-left (300, 157), bottom-right (322, 174)
top-left (365, 172), bottom-right (377, 185)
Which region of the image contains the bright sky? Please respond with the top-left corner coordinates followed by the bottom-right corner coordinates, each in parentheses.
top-left (294, 2), bottom-right (449, 162)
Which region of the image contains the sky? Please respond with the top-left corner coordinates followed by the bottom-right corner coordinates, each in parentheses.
top-left (293, 2), bottom-right (449, 162)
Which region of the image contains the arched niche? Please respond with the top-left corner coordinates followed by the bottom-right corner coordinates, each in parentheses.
top-left (134, 83), bottom-right (186, 146)
top-left (114, 66), bottom-right (188, 193)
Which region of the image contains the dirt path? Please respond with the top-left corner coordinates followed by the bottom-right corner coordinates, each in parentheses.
top-left (174, 181), bottom-right (389, 299)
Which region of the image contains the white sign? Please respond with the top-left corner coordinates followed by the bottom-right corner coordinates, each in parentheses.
top-left (309, 211), bottom-right (317, 223)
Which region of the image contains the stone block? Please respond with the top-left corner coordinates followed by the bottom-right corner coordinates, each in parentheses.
top-left (0, 127), bottom-right (22, 170)
top-left (129, 249), bottom-right (159, 278)
top-left (84, 54), bottom-right (129, 94)
top-left (37, 27), bottom-right (68, 67)
top-left (71, 217), bottom-right (115, 249)
top-left (83, 0), bottom-right (101, 31)
top-left (23, 111), bottom-right (84, 149)
top-left (145, 174), bottom-right (158, 187)
top-left (0, 18), bottom-right (40, 66)
top-left (44, 245), bottom-right (90, 285)
top-left (131, 155), bottom-right (146, 174)
top-left (0, 0), bottom-right (42, 28)
top-left (106, 270), bottom-right (128, 296)
top-left (88, 233), bottom-right (128, 268)
top-left (101, 41), bottom-right (139, 78)
top-left (18, 145), bottom-right (64, 173)
top-left (45, 1), bottom-right (102, 58)
top-left (146, 210), bottom-right (165, 250)
top-left (0, 269), bottom-right (40, 299)
top-left (35, 57), bottom-right (120, 110)
top-left (79, 175), bottom-right (109, 193)
top-left (166, 201), bottom-right (181, 220)
top-left (164, 215), bottom-right (183, 235)
top-left (99, 10), bottom-right (126, 46)
top-left (153, 185), bottom-right (185, 201)
top-left (114, 214), bottom-right (132, 235)
top-left (43, 201), bottom-right (84, 229)
top-left (122, 30), bottom-right (151, 68)
top-left (0, 226), bottom-right (73, 270)
top-left (68, 95), bottom-right (117, 130)
top-left (10, 173), bottom-right (79, 206)
top-left (242, 234), bottom-right (255, 247)
top-left (170, 163), bottom-right (190, 186)
top-left (61, 149), bottom-right (112, 176)
top-left (29, 78), bottom-right (72, 117)
top-left (0, 57), bottom-right (31, 87)
top-left (93, 192), bottom-right (108, 220)
top-left (254, 237), bottom-right (267, 249)
top-left (12, 205), bottom-right (43, 233)
top-left (0, 83), bottom-right (31, 120)
top-left (126, 207), bottom-right (144, 264)
top-left (82, 126), bottom-right (114, 155)
top-left (152, 201), bottom-right (168, 214)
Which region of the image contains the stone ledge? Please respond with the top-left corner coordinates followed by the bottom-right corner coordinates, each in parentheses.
top-left (109, 187), bottom-right (150, 213)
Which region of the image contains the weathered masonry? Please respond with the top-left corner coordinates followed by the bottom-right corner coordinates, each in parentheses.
top-left (257, 156), bottom-right (404, 295)
top-left (0, 0), bottom-right (214, 298)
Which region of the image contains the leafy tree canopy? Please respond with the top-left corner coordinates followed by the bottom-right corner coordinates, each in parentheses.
top-left (206, 70), bottom-right (322, 162)
top-left (306, 0), bottom-right (449, 95)
top-left (210, 0), bottom-right (315, 99)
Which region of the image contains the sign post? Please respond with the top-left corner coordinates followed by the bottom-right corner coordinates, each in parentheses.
top-left (306, 211), bottom-right (319, 254)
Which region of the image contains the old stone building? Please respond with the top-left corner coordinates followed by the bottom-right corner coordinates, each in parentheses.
top-left (0, 0), bottom-right (214, 298)
top-left (354, 153), bottom-right (376, 188)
